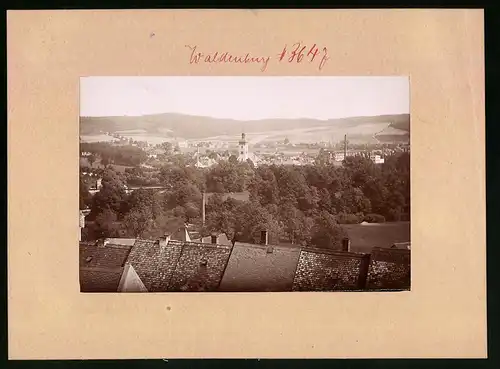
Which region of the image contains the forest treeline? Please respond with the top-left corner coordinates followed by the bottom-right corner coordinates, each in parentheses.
top-left (80, 150), bottom-right (410, 250)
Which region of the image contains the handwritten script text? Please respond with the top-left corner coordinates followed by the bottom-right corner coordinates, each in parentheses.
top-left (185, 43), bottom-right (329, 72)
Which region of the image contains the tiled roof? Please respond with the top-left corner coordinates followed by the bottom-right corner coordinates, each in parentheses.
top-left (292, 247), bottom-right (370, 291)
top-left (169, 242), bottom-right (233, 292)
top-left (80, 267), bottom-right (124, 292)
top-left (79, 244), bottom-right (132, 269)
top-left (366, 247), bottom-right (411, 290)
top-left (219, 243), bottom-right (301, 292)
top-left (126, 239), bottom-right (179, 291)
top-left (126, 239), bottom-right (232, 292)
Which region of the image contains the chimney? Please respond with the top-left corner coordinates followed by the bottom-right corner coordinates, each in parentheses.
top-left (159, 233), bottom-right (171, 248)
top-left (211, 234), bottom-right (217, 244)
top-left (260, 230), bottom-right (268, 245)
top-left (341, 238), bottom-right (350, 252)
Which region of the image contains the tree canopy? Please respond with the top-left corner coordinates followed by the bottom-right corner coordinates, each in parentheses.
top-left (80, 151), bottom-right (410, 250)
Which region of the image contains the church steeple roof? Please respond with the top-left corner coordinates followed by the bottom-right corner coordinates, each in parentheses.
top-left (239, 132), bottom-right (247, 144)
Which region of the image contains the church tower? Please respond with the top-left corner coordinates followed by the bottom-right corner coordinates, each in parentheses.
top-left (238, 133), bottom-right (249, 161)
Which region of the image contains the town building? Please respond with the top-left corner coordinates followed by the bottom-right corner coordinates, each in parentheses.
top-left (237, 133), bottom-right (261, 165)
top-left (238, 133), bottom-right (249, 161)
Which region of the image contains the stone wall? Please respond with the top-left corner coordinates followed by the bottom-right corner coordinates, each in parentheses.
top-left (169, 244), bottom-right (233, 292)
top-left (365, 247), bottom-right (410, 290)
top-left (292, 248), bottom-right (370, 291)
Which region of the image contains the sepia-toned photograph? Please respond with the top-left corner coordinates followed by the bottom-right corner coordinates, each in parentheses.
top-left (79, 76), bottom-right (410, 293)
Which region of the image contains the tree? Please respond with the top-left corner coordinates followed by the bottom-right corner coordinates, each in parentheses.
top-left (184, 202), bottom-right (201, 222)
top-left (280, 204), bottom-right (309, 244)
top-left (315, 149), bottom-right (331, 166)
top-left (342, 156), bottom-right (377, 188)
top-left (231, 201), bottom-right (283, 244)
top-left (87, 154), bottom-right (97, 168)
top-left (79, 177), bottom-right (92, 210)
top-left (161, 142), bottom-right (174, 156)
top-left (310, 211), bottom-right (347, 250)
top-left (362, 178), bottom-right (389, 216)
top-left (205, 161), bottom-right (245, 193)
top-left (228, 155), bottom-right (238, 164)
top-left (123, 206), bottom-right (153, 238)
top-left (339, 187), bottom-right (372, 214)
top-left (94, 209), bottom-right (120, 238)
top-left (166, 183), bottom-right (202, 210)
top-left (318, 188), bottom-right (333, 213)
top-left (90, 169), bottom-right (127, 218)
top-left (247, 166), bottom-right (279, 206)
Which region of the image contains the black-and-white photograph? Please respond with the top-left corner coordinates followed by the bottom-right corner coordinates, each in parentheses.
top-left (79, 76), bottom-right (410, 293)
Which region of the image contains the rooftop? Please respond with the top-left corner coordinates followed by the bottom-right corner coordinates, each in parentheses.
top-left (80, 267), bottom-right (125, 292)
top-left (79, 230), bottom-right (411, 292)
top-left (79, 243), bottom-right (132, 292)
top-left (219, 242), bottom-right (301, 292)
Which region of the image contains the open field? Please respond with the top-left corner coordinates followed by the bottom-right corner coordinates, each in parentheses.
top-left (342, 221), bottom-right (410, 253)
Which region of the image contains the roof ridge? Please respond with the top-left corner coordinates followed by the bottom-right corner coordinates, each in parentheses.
top-left (234, 242), bottom-right (300, 252)
top-left (372, 247), bottom-right (410, 253)
top-left (80, 266), bottom-right (124, 273)
top-left (168, 240), bottom-right (232, 249)
top-left (300, 247), bottom-right (369, 258)
top-left (105, 244), bottom-right (134, 249)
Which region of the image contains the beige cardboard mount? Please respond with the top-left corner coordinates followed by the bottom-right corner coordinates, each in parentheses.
top-left (7, 9), bottom-right (486, 359)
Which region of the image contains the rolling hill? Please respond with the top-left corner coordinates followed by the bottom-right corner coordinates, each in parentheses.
top-left (80, 112), bottom-right (410, 144)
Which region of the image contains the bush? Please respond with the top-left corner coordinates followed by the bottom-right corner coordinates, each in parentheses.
top-left (336, 212), bottom-right (362, 224)
top-left (364, 213), bottom-right (386, 223)
top-left (400, 213), bottom-right (410, 221)
top-left (386, 208), bottom-right (402, 221)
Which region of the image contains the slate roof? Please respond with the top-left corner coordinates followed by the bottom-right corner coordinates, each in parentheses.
top-left (79, 243), bottom-right (133, 292)
top-left (79, 243), bottom-right (132, 269)
top-left (219, 243), bottom-right (301, 292)
top-left (80, 267), bottom-right (125, 292)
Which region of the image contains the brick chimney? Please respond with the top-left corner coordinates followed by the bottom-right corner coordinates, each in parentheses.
top-left (211, 234), bottom-right (217, 244)
top-left (341, 237), bottom-right (351, 252)
top-left (159, 233), bottom-right (171, 248)
top-left (260, 230), bottom-right (268, 245)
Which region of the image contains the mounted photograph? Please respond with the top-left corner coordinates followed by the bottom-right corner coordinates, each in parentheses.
top-left (79, 76), bottom-right (411, 293)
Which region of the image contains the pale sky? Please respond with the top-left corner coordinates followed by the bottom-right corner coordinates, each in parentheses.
top-left (80, 76), bottom-right (409, 120)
